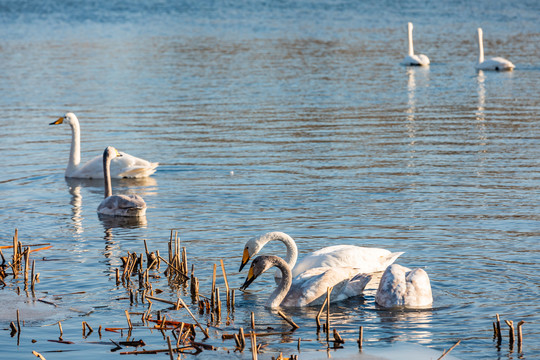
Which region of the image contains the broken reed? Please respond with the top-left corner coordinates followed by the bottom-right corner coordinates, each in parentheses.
top-left (493, 314), bottom-right (525, 353)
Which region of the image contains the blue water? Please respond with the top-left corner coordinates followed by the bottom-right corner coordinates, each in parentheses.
top-left (0, 0), bottom-right (539, 359)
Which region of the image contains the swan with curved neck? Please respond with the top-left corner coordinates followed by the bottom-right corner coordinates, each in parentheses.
top-left (50, 112), bottom-right (158, 179)
top-left (476, 28), bottom-right (514, 71)
top-left (403, 22), bottom-right (430, 66)
top-left (241, 255), bottom-right (372, 308)
top-left (97, 146), bottom-right (147, 217)
top-left (239, 231), bottom-right (403, 279)
top-left (375, 264), bottom-right (433, 308)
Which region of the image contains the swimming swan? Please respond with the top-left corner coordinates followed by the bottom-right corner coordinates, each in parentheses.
top-left (97, 147), bottom-right (147, 217)
top-left (239, 231), bottom-right (403, 279)
top-left (403, 22), bottom-right (430, 66)
top-left (475, 28), bottom-right (515, 71)
top-left (375, 264), bottom-right (433, 308)
top-left (240, 255), bottom-right (372, 308)
top-left (50, 112), bottom-right (158, 179)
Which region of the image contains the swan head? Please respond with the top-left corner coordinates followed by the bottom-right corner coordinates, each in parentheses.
top-left (50, 112), bottom-right (79, 126)
top-left (240, 255), bottom-right (275, 290)
top-left (239, 235), bottom-right (265, 271)
top-left (103, 146), bottom-right (122, 160)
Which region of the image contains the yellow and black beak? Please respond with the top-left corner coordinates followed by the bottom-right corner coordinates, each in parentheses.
top-left (240, 266), bottom-right (256, 290)
top-left (49, 117), bottom-right (64, 125)
top-left (239, 247), bottom-right (251, 272)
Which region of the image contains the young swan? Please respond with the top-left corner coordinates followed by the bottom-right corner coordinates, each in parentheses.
top-left (241, 255), bottom-right (371, 308)
top-left (375, 264), bottom-right (433, 308)
top-left (97, 147), bottom-right (147, 217)
top-left (50, 112), bottom-right (158, 178)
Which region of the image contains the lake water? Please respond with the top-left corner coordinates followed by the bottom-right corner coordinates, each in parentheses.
top-left (0, 0), bottom-right (539, 359)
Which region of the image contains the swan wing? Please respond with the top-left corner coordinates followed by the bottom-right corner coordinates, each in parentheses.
top-left (292, 245), bottom-right (403, 277)
top-left (282, 267), bottom-right (370, 307)
top-left (69, 152), bottom-right (158, 179)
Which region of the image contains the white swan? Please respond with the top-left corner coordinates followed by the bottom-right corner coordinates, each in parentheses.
top-left (241, 255), bottom-right (372, 308)
top-left (375, 264), bottom-right (433, 308)
top-left (475, 28), bottom-right (515, 71)
top-left (403, 22), bottom-right (430, 66)
top-left (239, 231), bottom-right (403, 279)
top-left (97, 147), bottom-right (147, 217)
top-left (50, 113), bottom-right (158, 179)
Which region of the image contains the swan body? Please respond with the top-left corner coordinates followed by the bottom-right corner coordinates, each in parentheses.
top-left (239, 231), bottom-right (403, 279)
top-left (375, 264), bottom-right (433, 308)
top-left (241, 255), bottom-right (372, 308)
top-left (476, 28), bottom-right (514, 71)
top-left (97, 147), bottom-right (147, 217)
top-left (50, 113), bottom-right (158, 179)
top-left (403, 22), bottom-right (430, 66)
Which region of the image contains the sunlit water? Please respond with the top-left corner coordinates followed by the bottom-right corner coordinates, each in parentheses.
top-left (0, 1), bottom-right (539, 359)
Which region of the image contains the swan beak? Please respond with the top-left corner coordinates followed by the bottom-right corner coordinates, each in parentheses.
top-left (50, 117), bottom-right (64, 125)
top-left (240, 266), bottom-right (256, 290)
top-left (239, 247), bottom-right (251, 272)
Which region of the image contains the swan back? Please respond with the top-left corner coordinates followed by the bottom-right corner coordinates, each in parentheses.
top-left (375, 264), bottom-right (433, 308)
top-left (292, 245), bottom-right (403, 278)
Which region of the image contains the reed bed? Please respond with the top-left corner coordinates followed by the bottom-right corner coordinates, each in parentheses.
top-left (1, 229), bottom-right (528, 359)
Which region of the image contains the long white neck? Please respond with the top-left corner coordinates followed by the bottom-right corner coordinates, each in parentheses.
top-left (264, 232), bottom-right (298, 269)
top-left (477, 28), bottom-right (484, 64)
top-left (266, 256), bottom-right (292, 308)
top-left (66, 118), bottom-right (81, 176)
top-left (103, 150), bottom-right (113, 198)
top-left (407, 22), bottom-right (414, 56)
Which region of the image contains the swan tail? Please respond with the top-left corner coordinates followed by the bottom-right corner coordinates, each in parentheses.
top-left (343, 273), bottom-right (372, 297)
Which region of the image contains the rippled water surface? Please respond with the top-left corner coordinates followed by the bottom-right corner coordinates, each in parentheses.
top-left (1, 1), bottom-right (539, 359)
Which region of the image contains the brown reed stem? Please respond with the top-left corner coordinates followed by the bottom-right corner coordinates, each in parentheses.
top-left (176, 297), bottom-right (210, 338)
top-left (437, 340), bottom-right (461, 360)
top-left (277, 310), bottom-right (299, 330)
top-left (250, 331), bottom-right (258, 360)
top-left (517, 320), bottom-right (525, 353)
top-left (125, 310), bottom-right (133, 329)
top-left (358, 326), bottom-right (363, 349)
top-left (505, 320), bottom-right (515, 346)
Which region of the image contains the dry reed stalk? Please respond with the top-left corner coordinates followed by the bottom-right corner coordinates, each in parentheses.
top-left (167, 336), bottom-right (174, 360)
top-left (277, 310), bottom-right (299, 330)
top-left (125, 310), bottom-right (133, 329)
top-left (239, 327), bottom-right (246, 349)
top-left (176, 296), bottom-right (210, 338)
top-left (251, 312), bottom-right (255, 329)
top-left (437, 340), bottom-right (461, 360)
top-left (333, 329), bottom-right (344, 344)
top-left (158, 256), bottom-right (189, 280)
top-left (316, 296), bottom-right (328, 330)
top-left (495, 314), bottom-right (502, 343)
top-left (58, 321), bottom-right (63, 338)
top-left (16, 309), bottom-right (21, 334)
top-left (211, 264), bottom-right (217, 309)
top-left (28, 245), bottom-right (52, 254)
top-left (231, 289), bottom-right (235, 310)
top-left (358, 326), bottom-right (363, 349)
top-left (326, 287), bottom-right (333, 342)
top-left (32, 350), bottom-right (46, 360)
top-left (505, 320), bottom-right (515, 346)
top-left (517, 320), bottom-right (525, 352)
top-left (30, 260), bottom-right (36, 293)
top-left (250, 331), bottom-right (258, 360)
top-left (98, 325), bottom-right (102, 338)
top-left (216, 287), bottom-right (221, 319)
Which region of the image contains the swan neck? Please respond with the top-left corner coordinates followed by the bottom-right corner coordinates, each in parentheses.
top-left (103, 152), bottom-right (112, 198)
top-left (279, 234), bottom-right (298, 269)
top-left (477, 28), bottom-right (484, 63)
top-left (267, 257), bottom-right (292, 308)
top-left (407, 22), bottom-right (414, 56)
top-left (67, 119), bottom-right (81, 175)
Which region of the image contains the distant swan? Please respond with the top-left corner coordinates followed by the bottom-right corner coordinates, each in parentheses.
top-left (50, 112), bottom-right (158, 179)
top-left (241, 255), bottom-right (372, 308)
top-left (97, 147), bottom-right (147, 217)
top-left (239, 231), bottom-right (403, 279)
top-left (375, 264), bottom-right (433, 308)
top-left (403, 22), bottom-right (430, 66)
top-left (475, 28), bottom-right (515, 71)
